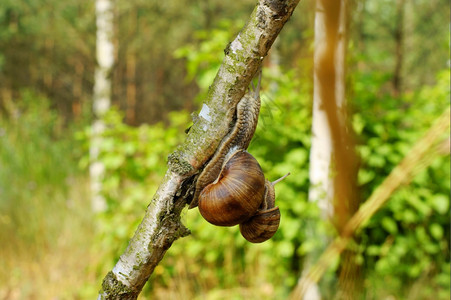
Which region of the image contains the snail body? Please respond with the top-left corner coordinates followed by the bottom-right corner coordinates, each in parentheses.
top-left (190, 72), bottom-right (289, 243)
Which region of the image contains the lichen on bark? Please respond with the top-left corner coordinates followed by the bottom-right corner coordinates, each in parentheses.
top-left (100, 271), bottom-right (136, 300)
top-left (167, 151), bottom-right (194, 176)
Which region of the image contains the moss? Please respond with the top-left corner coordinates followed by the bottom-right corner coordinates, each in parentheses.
top-left (167, 151), bottom-right (194, 175)
top-left (100, 271), bottom-right (136, 299)
top-left (224, 16), bottom-right (259, 75)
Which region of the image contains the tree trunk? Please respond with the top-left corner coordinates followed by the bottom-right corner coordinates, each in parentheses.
top-left (72, 60), bottom-right (85, 119)
top-left (90, 0), bottom-right (115, 212)
top-left (300, 3), bottom-right (336, 298)
top-left (392, 0), bottom-right (405, 98)
top-left (125, 8), bottom-right (137, 125)
top-left (98, 1), bottom-right (301, 298)
top-left (301, 0), bottom-right (360, 298)
top-left (126, 52), bottom-right (137, 125)
top-left (334, 2), bottom-right (362, 299)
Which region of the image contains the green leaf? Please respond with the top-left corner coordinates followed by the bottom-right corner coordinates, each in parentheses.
top-left (405, 194), bottom-right (432, 216)
top-left (277, 241), bottom-right (294, 258)
top-left (368, 154), bottom-right (386, 168)
top-left (299, 240), bottom-right (316, 255)
top-left (103, 154), bottom-right (124, 169)
top-left (429, 223), bottom-right (444, 240)
top-left (431, 194), bottom-right (449, 214)
top-left (367, 245), bottom-right (381, 256)
top-left (402, 209), bottom-right (417, 223)
top-left (381, 217), bottom-right (398, 234)
top-left (285, 148), bottom-right (309, 166)
top-left (352, 113), bottom-right (365, 134)
top-left (358, 168), bottom-right (375, 185)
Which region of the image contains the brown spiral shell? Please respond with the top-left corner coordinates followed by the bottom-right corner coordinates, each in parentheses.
top-left (239, 206), bottom-right (280, 243)
top-left (198, 150), bottom-right (266, 226)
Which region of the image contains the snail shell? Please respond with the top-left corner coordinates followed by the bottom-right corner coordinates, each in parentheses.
top-left (239, 178), bottom-right (281, 243)
top-left (239, 206), bottom-right (280, 243)
top-left (198, 150), bottom-right (266, 226)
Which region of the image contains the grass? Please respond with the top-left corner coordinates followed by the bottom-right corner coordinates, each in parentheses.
top-left (0, 178), bottom-right (103, 299)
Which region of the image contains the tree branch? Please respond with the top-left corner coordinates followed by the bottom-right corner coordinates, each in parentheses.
top-left (98, 1), bottom-right (300, 298)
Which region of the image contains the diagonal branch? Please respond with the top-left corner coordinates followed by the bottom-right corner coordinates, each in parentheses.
top-left (98, 1), bottom-right (301, 298)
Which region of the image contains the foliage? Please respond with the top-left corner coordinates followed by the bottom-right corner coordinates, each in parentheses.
top-left (77, 108), bottom-right (191, 269)
top-left (0, 91), bottom-right (78, 222)
top-left (351, 0), bottom-right (449, 90)
top-left (352, 69), bottom-right (450, 298)
top-left (0, 0), bottom-right (261, 124)
top-left (174, 19), bottom-right (244, 91)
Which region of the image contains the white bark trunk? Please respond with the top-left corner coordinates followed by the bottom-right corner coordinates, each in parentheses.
top-left (301, 5), bottom-right (332, 300)
top-left (90, 0), bottom-right (114, 212)
top-left (309, 2), bottom-right (333, 217)
top-left (302, 0), bottom-right (347, 298)
top-left (309, 0), bottom-right (347, 216)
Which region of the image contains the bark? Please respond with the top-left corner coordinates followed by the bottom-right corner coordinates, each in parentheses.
top-left (308, 0), bottom-right (337, 218)
top-left (126, 52), bottom-right (137, 125)
top-left (72, 60), bottom-right (85, 119)
top-left (91, 0), bottom-right (115, 212)
top-left (304, 0), bottom-right (360, 298)
top-left (300, 3), bottom-right (337, 298)
top-left (334, 2), bottom-right (362, 298)
top-left (126, 8), bottom-right (137, 125)
top-left (98, 1), bottom-right (300, 299)
top-left (392, 0), bottom-right (405, 98)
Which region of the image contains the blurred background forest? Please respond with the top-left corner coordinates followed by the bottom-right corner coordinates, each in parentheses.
top-left (0, 0), bottom-right (449, 299)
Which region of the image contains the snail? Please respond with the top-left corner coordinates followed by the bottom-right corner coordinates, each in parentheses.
top-left (189, 71), bottom-right (289, 243)
top-left (239, 172), bottom-right (289, 243)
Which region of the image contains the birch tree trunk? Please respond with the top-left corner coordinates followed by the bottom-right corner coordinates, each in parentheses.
top-left (98, 1), bottom-right (300, 298)
top-left (299, 4), bottom-right (335, 299)
top-left (90, 0), bottom-right (114, 212)
top-left (300, 0), bottom-right (359, 298)
top-left (392, 0), bottom-right (405, 98)
top-left (125, 8), bottom-right (137, 125)
top-left (126, 51), bottom-right (136, 125)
